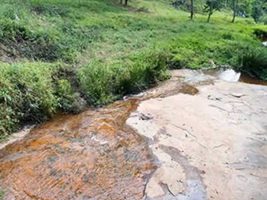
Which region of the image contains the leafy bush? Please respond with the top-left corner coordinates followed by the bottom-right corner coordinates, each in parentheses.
top-left (237, 46), bottom-right (267, 80)
top-left (116, 50), bottom-right (171, 94)
top-left (259, 15), bottom-right (267, 24)
top-left (254, 28), bottom-right (267, 40)
top-left (78, 49), bottom-right (170, 105)
top-left (0, 62), bottom-right (81, 136)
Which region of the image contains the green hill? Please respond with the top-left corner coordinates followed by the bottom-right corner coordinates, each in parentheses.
top-left (0, 0), bottom-right (266, 137)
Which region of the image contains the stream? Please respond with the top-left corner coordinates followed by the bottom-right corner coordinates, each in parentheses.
top-left (0, 69), bottom-right (267, 200)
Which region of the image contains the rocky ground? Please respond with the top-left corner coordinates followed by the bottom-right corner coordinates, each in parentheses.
top-left (127, 70), bottom-right (267, 200)
top-left (0, 70), bottom-right (267, 200)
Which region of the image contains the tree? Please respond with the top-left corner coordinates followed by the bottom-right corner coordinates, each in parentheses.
top-left (172, 0), bottom-right (195, 20)
top-left (190, 0), bottom-right (194, 20)
top-left (252, 0), bottom-right (264, 22)
top-left (119, 0), bottom-right (128, 6)
top-left (204, 0), bottom-right (223, 22)
top-left (231, 0), bottom-right (239, 22)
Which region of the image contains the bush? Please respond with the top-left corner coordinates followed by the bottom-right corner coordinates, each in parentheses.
top-left (0, 62), bottom-right (80, 136)
top-left (237, 46), bottom-right (267, 80)
top-left (78, 49), bottom-right (170, 106)
top-left (116, 50), bottom-right (171, 94)
top-left (259, 15), bottom-right (267, 25)
top-left (165, 26), bottom-right (265, 70)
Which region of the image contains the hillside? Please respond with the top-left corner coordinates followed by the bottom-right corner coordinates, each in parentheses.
top-left (0, 0), bottom-right (267, 137)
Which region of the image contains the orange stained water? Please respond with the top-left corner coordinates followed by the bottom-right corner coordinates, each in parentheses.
top-left (0, 99), bottom-right (156, 200)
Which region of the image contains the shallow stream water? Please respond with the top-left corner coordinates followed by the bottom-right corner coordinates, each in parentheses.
top-left (0, 69), bottom-right (266, 200)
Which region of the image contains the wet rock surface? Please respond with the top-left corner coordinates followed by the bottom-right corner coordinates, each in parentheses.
top-left (127, 70), bottom-right (267, 200)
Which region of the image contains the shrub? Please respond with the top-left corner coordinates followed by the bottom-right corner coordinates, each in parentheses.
top-left (0, 62), bottom-right (80, 136)
top-left (259, 15), bottom-right (267, 25)
top-left (78, 49), bottom-right (170, 106)
top-left (237, 46), bottom-right (267, 80)
top-left (116, 50), bottom-right (171, 94)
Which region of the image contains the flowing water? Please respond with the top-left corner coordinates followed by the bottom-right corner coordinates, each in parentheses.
top-left (0, 70), bottom-right (203, 200)
top-left (0, 69), bottom-right (266, 200)
top-left (0, 100), bottom-right (156, 200)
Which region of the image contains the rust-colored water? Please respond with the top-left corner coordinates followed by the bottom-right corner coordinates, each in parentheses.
top-left (0, 99), bottom-right (156, 200)
top-left (239, 74), bottom-right (267, 86)
top-left (0, 69), bottom-right (209, 200)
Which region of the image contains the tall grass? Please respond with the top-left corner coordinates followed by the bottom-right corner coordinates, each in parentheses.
top-left (0, 0), bottom-right (266, 137)
top-left (78, 49), bottom-right (170, 105)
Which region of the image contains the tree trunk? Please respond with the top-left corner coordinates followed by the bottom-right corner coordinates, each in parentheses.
top-left (120, 0), bottom-right (123, 4)
top-left (231, 0), bottom-right (238, 23)
top-left (232, 11), bottom-right (236, 23)
top-left (190, 0), bottom-right (194, 20)
top-left (207, 10), bottom-right (212, 22)
top-left (124, 0), bottom-right (128, 6)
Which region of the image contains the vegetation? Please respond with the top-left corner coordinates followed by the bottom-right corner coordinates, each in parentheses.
top-left (204, 0), bottom-right (223, 22)
top-left (0, 0), bottom-right (266, 138)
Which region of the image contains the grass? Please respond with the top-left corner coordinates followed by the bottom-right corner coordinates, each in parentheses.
top-left (0, 0), bottom-right (267, 137)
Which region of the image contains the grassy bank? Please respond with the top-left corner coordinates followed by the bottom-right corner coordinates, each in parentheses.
top-left (0, 0), bottom-right (266, 137)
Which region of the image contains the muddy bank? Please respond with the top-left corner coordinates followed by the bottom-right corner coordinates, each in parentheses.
top-left (127, 70), bottom-right (267, 200)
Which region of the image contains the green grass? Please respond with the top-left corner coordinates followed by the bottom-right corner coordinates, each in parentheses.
top-left (0, 0), bottom-right (267, 137)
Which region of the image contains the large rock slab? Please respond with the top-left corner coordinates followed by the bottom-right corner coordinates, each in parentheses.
top-left (127, 72), bottom-right (267, 200)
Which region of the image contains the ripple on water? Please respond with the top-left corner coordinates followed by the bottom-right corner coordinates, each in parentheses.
top-left (0, 100), bottom-right (156, 200)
